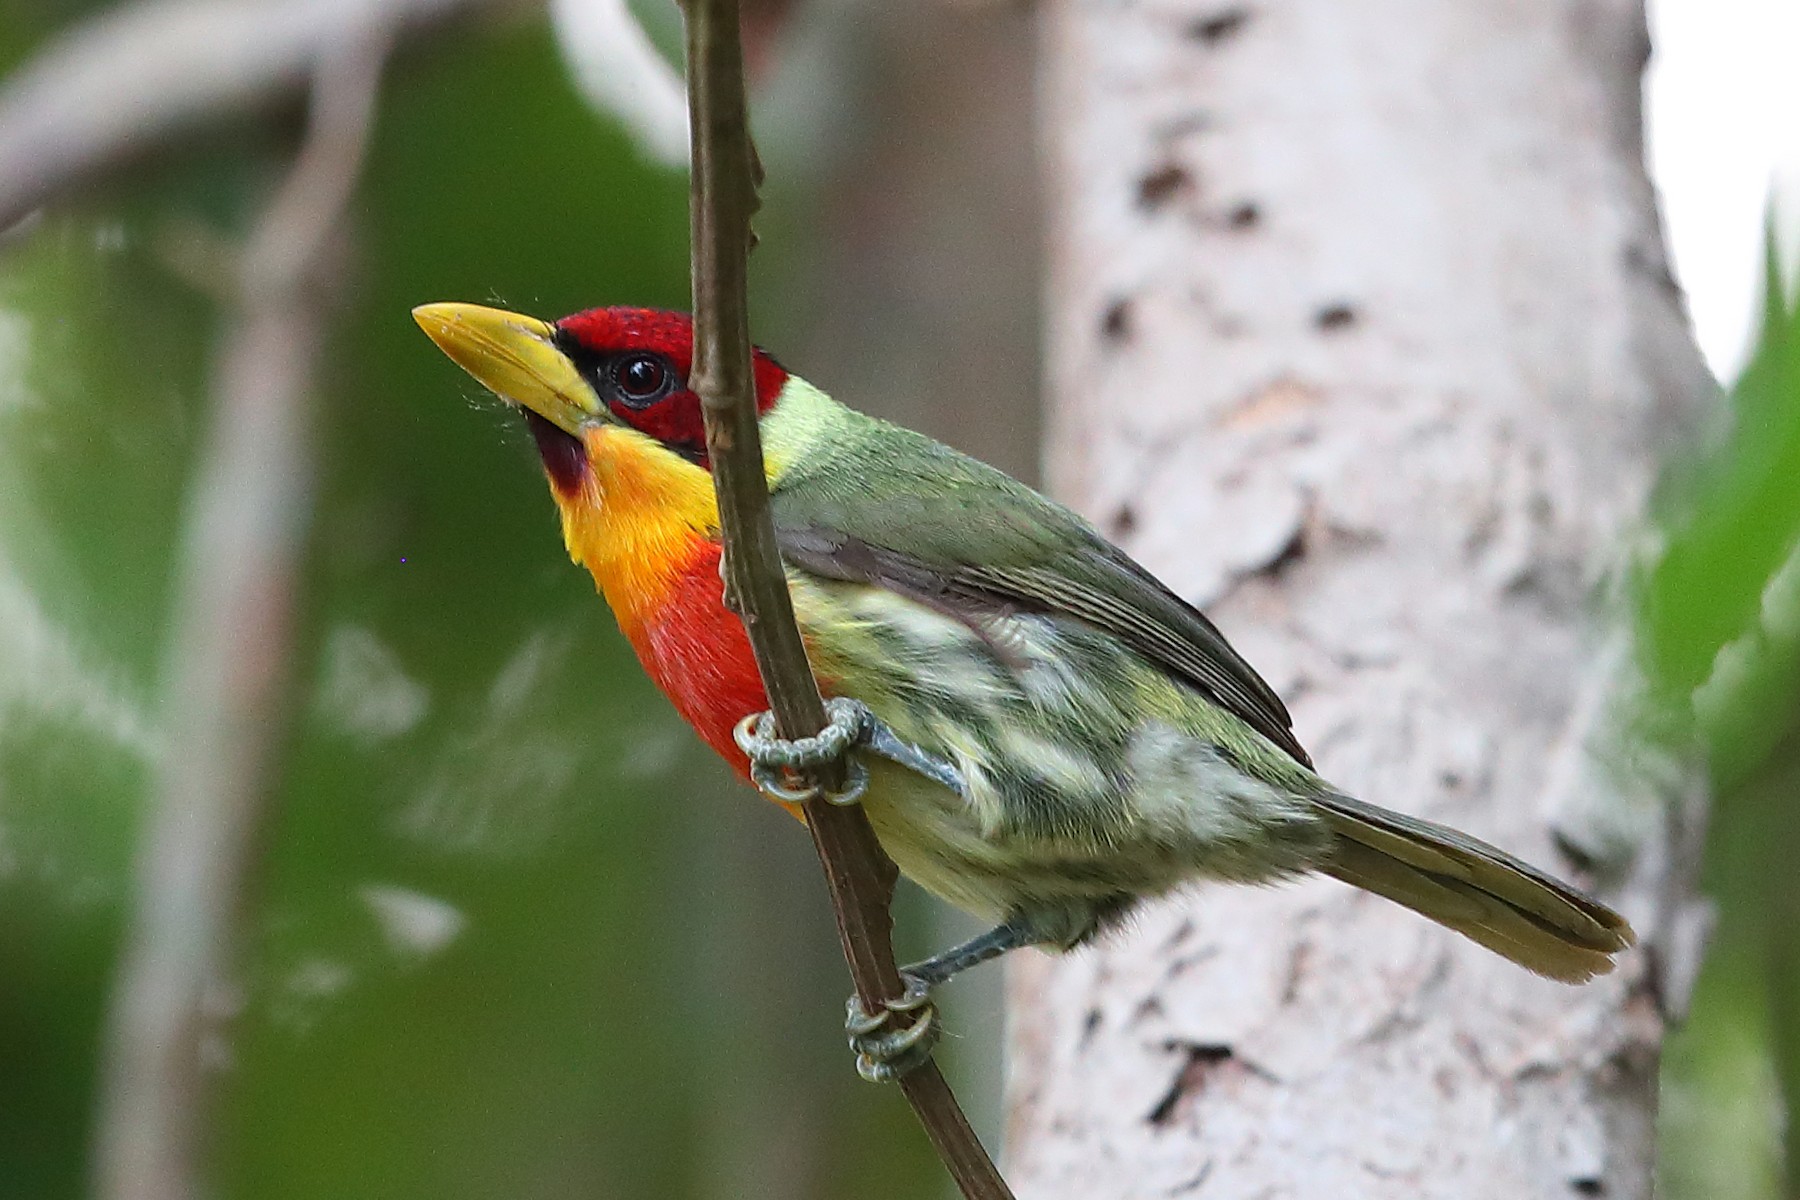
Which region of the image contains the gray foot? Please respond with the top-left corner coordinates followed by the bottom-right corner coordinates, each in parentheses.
top-left (861, 719), bottom-right (969, 798)
top-left (845, 975), bottom-right (939, 1083)
top-left (732, 697), bottom-right (871, 804)
top-left (732, 698), bottom-right (968, 803)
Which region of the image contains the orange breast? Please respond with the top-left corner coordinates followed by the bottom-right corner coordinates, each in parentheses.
top-left (550, 424), bottom-right (774, 779)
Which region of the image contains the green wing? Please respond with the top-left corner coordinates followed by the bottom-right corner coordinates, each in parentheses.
top-left (769, 414), bottom-right (1312, 767)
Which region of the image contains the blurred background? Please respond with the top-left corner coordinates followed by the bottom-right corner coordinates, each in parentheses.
top-left (0, 0), bottom-right (1792, 1197)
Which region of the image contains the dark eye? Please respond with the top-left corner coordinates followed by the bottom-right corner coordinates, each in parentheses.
top-left (613, 353), bottom-right (669, 404)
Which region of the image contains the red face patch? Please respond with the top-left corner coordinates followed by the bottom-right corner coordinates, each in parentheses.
top-left (553, 307), bottom-right (789, 467)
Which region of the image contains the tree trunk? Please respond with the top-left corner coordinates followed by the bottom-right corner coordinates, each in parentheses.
top-left (1007, 2), bottom-right (1713, 1196)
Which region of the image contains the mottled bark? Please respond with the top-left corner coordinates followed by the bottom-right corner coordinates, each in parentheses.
top-left (1008, 2), bottom-right (1712, 1196)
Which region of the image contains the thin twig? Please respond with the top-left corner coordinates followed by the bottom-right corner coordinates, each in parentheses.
top-left (0, 0), bottom-right (476, 232)
top-left (91, 33), bottom-right (388, 1200)
top-left (677, 2), bottom-right (1015, 1197)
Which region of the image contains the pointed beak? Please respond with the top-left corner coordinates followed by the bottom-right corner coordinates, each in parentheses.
top-left (412, 302), bottom-right (598, 436)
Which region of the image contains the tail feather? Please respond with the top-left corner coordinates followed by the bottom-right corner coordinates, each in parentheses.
top-left (1314, 793), bottom-right (1635, 984)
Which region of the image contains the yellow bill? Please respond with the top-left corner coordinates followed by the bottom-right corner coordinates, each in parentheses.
top-left (412, 302), bottom-right (597, 435)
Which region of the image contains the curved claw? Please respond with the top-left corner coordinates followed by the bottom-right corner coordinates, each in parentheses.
top-left (845, 975), bottom-right (940, 1083)
top-left (732, 699), bottom-right (872, 805)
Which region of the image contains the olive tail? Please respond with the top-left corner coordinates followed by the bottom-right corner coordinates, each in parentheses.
top-left (1313, 793), bottom-right (1635, 983)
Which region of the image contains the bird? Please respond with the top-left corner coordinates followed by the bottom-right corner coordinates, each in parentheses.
top-left (413, 300), bottom-right (1635, 1079)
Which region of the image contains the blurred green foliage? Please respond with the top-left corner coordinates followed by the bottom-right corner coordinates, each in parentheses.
top-left (0, 16), bottom-right (947, 1200)
top-left (1652, 245), bottom-right (1800, 1200)
top-left (4, 4), bottom-right (1798, 1198)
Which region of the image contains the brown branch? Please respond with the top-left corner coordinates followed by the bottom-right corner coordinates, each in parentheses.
top-left (677, 2), bottom-right (1014, 1198)
top-left (0, 0), bottom-right (481, 233)
top-left (90, 32), bottom-right (388, 1200)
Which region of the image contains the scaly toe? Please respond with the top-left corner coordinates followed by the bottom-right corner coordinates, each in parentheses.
top-left (732, 700), bottom-right (872, 804)
top-left (844, 976), bottom-right (939, 1083)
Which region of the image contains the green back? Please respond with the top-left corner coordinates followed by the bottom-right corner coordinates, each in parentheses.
top-left (764, 385), bottom-right (1310, 766)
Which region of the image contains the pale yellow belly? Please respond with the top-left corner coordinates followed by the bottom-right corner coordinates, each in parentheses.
top-left (855, 758), bottom-right (1205, 925)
